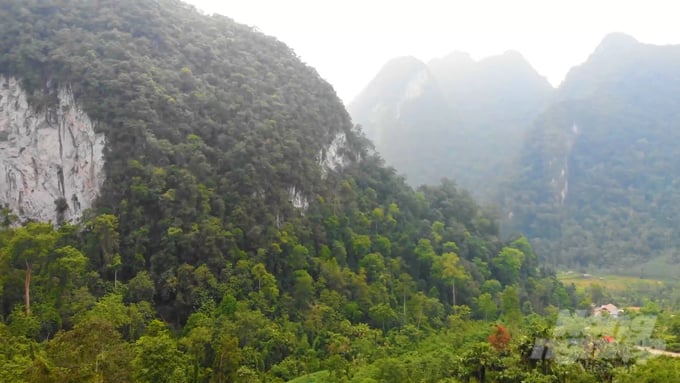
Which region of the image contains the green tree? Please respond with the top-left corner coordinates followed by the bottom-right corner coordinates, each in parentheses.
top-left (78, 293), bottom-right (131, 329)
top-left (369, 303), bottom-right (398, 332)
top-left (293, 270), bottom-right (315, 310)
top-left (8, 223), bottom-right (58, 315)
top-left (127, 270), bottom-right (156, 303)
top-left (616, 357), bottom-right (680, 382)
top-left (133, 320), bottom-right (188, 383)
top-left (212, 334), bottom-right (243, 382)
top-left (501, 285), bottom-right (522, 326)
top-left (0, 322), bottom-right (33, 382)
top-left (52, 246), bottom-right (88, 286)
top-left (45, 318), bottom-right (134, 383)
top-left (89, 214), bottom-right (121, 285)
top-left (493, 247), bottom-right (525, 285)
top-left (475, 292), bottom-right (497, 321)
top-left (433, 251), bottom-right (468, 307)
top-left (181, 324), bottom-right (213, 383)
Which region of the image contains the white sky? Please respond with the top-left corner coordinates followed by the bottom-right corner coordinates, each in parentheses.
top-left (185, 0), bottom-right (680, 104)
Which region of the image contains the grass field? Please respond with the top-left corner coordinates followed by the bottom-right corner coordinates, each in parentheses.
top-left (557, 272), bottom-right (664, 291)
top-left (287, 370), bottom-right (329, 383)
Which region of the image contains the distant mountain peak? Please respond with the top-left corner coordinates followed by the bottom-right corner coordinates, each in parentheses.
top-left (593, 32), bottom-right (639, 55)
top-left (429, 50), bottom-right (531, 68)
top-left (599, 32), bottom-right (638, 46)
top-left (500, 49), bottom-right (525, 59)
top-left (480, 50), bottom-right (537, 71)
top-left (349, 56), bottom-right (429, 108)
top-left (350, 47), bottom-right (554, 198)
top-left (432, 51), bottom-right (474, 65)
top-left (382, 55), bottom-right (426, 70)
top-left (558, 32), bottom-right (680, 100)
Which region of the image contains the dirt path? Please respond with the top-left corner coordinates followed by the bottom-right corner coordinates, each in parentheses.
top-left (637, 346), bottom-right (680, 358)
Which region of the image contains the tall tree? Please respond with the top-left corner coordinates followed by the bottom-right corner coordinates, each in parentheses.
top-left (8, 223), bottom-right (58, 315)
top-left (133, 320), bottom-right (188, 383)
top-left (433, 251), bottom-right (468, 307)
top-left (475, 293), bottom-right (497, 321)
top-left (89, 215), bottom-right (121, 285)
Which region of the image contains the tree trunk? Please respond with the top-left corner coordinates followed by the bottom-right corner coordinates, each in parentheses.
top-left (24, 261), bottom-right (32, 316)
top-left (452, 281), bottom-right (456, 307)
top-left (403, 286), bottom-right (407, 322)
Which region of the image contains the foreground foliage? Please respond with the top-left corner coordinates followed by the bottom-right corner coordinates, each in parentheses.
top-left (0, 1), bottom-right (675, 382)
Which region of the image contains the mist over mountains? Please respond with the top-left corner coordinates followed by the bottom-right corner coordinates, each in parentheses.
top-left (349, 48), bottom-right (553, 201)
top-left (351, 33), bottom-right (680, 275)
top-left (0, 2), bottom-right (574, 380)
top-left (4, 1), bottom-right (680, 380)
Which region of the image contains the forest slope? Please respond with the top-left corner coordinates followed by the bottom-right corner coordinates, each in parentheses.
top-left (506, 33), bottom-right (680, 272)
top-left (0, 1), bottom-right (571, 381)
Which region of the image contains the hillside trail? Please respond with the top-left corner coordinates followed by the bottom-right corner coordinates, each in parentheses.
top-left (637, 346), bottom-right (680, 358)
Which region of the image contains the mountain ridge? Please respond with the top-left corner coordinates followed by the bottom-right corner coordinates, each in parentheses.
top-left (506, 34), bottom-right (680, 273)
top-left (350, 32), bottom-right (680, 275)
top-left (349, 48), bottom-right (553, 200)
top-left (0, 0), bottom-right (563, 338)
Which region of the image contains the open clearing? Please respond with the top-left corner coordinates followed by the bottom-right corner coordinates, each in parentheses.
top-left (287, 371), bottom-right (330, 383)
top-left (557, 273), bottom-right (664, 291)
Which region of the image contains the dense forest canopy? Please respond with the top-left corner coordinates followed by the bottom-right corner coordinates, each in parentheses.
top-left (0, 0), bottom-right (610, 381)
top-left (3, 0), bottom-right (680, 381)
top-left (352, 31), bottom-right (680, 277)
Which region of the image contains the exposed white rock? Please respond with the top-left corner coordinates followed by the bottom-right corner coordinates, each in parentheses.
top-left (553, 123), bottom-right (580, 205)
top-left (395, 68), bottom-right (431, 120)
top-left (288, 186), bottom-right (308, 210)
top-left (0, 76), bottom-right (105, 223)
top-left (402, 68), bottom-right (430, 102)
top-left (559, 178), bottom-right (568, 205)
top-left (319, 131), bottom-right (347, 175)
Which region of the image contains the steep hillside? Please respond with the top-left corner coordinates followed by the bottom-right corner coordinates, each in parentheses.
top-left (348, 57), bottom-right (450, 185)
top-left (0, 1), bottom-right (570, 381)
top-left (349, 51), bottom-right (553, 199)
top-left (506, 33), bottom-right (680, 273)
top-left (429, 50), bottom-right (552, 124)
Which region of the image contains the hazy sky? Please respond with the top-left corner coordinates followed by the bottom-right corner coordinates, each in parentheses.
top-left (186, 0), bottom-right (680, 104)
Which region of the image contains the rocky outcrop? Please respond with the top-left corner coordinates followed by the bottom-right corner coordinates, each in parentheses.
top-left (0, 76), bottom-right (105, 223)
top-left (288, 186), bottom-right (309, 210)
top-left (319, 131), bottom-right (347, 174)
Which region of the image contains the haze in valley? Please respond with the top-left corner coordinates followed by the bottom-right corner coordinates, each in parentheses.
top-left (188, 0), bottom-right (680, 103)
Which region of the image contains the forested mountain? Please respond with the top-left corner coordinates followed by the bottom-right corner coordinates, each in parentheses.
top-left (0, 0), bottom-right (576, 381)
top-left (505, 33), bottom-right (680, 274)
top-left (352, 33), bottom-right (680, 276)
top-left (349, 51), bottom-right (553, 200)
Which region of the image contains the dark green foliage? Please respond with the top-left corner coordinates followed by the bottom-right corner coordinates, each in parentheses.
top-left (0, 0), bottom-right (587, 381)
top-left (0, 0), bottom-right (354, 294)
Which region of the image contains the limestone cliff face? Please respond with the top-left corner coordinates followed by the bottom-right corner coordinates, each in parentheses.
top-left (319, 131), bottom-right (347, 174)
top-left (0, 76), bottom-right (105, 223)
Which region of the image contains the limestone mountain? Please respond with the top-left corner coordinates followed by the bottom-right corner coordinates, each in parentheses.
top-left (349, 50), bottom-right (553, 199)
top-left (0, 0), bottom-right (359, 230)
top-left (0, 1), bottom-right (587, 380)
top-left (348, 56), bottom-right (449, 186)
top-left (0, 0), bottom-right (370, 307)
top-left (506, 33), bottom-right (680, 275)
top-left (0, 77), bottom-right (105, 223)
top-left (0, 0), bottom-right (565, 337)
